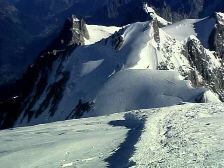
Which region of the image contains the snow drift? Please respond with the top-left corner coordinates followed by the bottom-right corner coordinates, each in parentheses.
top-left (0, 103), bottom-right (223, 167)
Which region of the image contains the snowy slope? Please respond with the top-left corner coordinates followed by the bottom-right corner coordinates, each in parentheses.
top-left (162, 14), bottom-right (219, 48)
top-left (143, 3), bottom-right (171, 27)
top-left (6, 15), bottom-right (222, 128)
top-left (130, 103), bottom-right (224, 167)
top-left (85, 25), bottom-right (121, 45)
top-left (13, 19), bottom-right (222, 127)
top-left (0, 103), bottom-right (223, 168)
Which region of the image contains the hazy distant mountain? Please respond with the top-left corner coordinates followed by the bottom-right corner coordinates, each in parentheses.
top-left (87, 0), bottom-right (224, 26)
top-left (1, 0), bottom-right (224, 86)
top-left (0, 0), bottom-right (116, 86)
top-left (0, 0), bottom-right (31, 83)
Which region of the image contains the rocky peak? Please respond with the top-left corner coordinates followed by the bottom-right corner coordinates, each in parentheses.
top-left (215, 12), bottom-right (224, 25)
top-left (185, 35), bottom-right (224, 101)
top-left (51, 15), bottom-right (89, 50)
top-left (208, 12), bottom-right (224, 60)
top-left (0, 15), bottom-right (90, 129)
top-left (70, 15), bottom-right (90, 45)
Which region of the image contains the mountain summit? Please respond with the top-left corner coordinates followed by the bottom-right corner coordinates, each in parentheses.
top-left (1, 12), bottom-right (223, 129)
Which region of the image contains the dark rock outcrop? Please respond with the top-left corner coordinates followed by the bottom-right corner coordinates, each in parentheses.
top-left (184, 37), bottom-right (224, 101)
top-left (67, 100), bottom-right (94, 119)
top-left (209, 13), bottom-right (224, 60)
top-left (0, 16), bottom-right (89, 129)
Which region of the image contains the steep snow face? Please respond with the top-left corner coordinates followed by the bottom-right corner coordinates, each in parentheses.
top-left (203, 91), bottom-right (221, 103)
top-left (0, 103), bottom-right (223, 168)
top-left (85, 25), bottom-right (121, 45)
top-left (162, 17), bottom-right (216, 48)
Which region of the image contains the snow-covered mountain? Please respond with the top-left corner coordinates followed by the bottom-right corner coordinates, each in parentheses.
top-left (1, 0), bottom-right (224, 88)
top-left (1, 9), bottom-right (224, 129)
top-left (0, 103), bottom-right (223, 168)
top-left (0, 0), bottom-right (116, 87)
top-left (0, 3), bottom-right (224, 167)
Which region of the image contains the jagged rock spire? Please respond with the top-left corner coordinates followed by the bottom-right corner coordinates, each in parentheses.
top-left (50, 15), bottom-right (89, 50)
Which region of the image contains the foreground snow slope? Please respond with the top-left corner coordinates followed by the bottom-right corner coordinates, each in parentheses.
top-left (0, 103), bottom-right (223, 168)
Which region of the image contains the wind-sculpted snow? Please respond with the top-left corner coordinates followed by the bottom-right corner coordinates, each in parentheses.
top-left (2, 12), bottom-right (224, 128)
top-left (5, 18), bottom-right (220, 128)
top-left (0, 103), bottom-right (223, 168)
top-left (90, 70), bottom-right (207, 117)
top-left (130, 103), bottom-right (224, 167)
top-left (85, 25), bottom-right (120, 45)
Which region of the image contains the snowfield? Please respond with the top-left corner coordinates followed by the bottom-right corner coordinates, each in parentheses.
top-left (85, 25), bottom-right (121, 45)
top-left (14, 18), bottom-right (222, 127)
top-left (0, 103), bottom-right (223, 168)
top-left (162, 17), bottom-right (216, 48)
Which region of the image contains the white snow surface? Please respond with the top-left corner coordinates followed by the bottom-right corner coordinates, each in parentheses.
top-left (85, 25), bottom-right (121, 45)
top-left (203, 91), bottom-right (221, 103)
top-left (162, 17), bottom-right (216, 48)
top-left (89, 70), bottom-right (207, 117)
top-left (16, 20), bottom-right (222, 127)
top-left (1, 103), bottom-right (224, 168)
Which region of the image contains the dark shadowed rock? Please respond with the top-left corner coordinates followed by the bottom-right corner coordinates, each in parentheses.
top-left (208, 13), bottom-right (224, 60)
top-left (0, 16), bottom-right (89, 129)
top-left (185, 36), bottom-right (224, 101)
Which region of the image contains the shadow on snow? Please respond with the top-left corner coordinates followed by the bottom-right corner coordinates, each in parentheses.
top-left (105, 113), bottom-right (145, 168)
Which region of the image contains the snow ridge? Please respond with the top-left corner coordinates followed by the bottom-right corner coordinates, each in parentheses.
top-left (0, 103), bottom-right (223, 168)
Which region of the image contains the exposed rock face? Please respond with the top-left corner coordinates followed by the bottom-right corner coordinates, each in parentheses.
top-left (2, 0), bottom-right (224, 87)
top-left (0, 0), bottom-right (112, 86)
top-left (46, 15), bottom-right (89, 48)
top-left (150, 13), bottom-right (224, 101)
top-left (185, 37), bottom-right (224, 101)
top-left (1, 13), bottom-right (224, 129)
top-left (153, 19), bottom-right (160, 44)
top-left (209, 13), bottom-right (224, 60)
top-left (66, 100), bottom-right (94, 119)
top-left (0, 16), bottom-right (89, 129)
